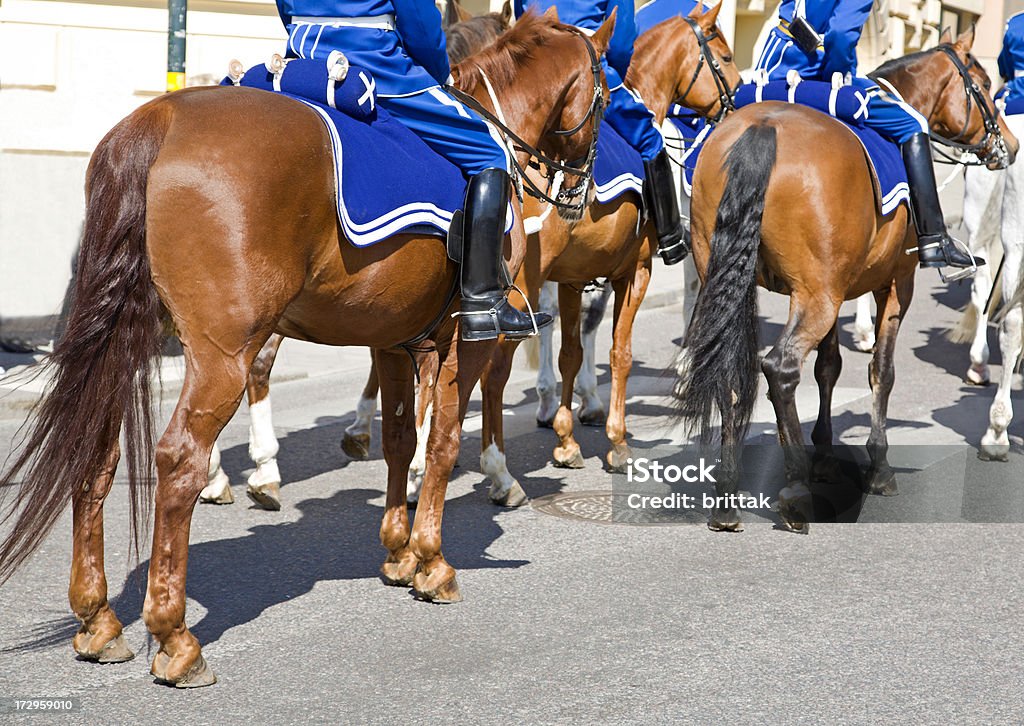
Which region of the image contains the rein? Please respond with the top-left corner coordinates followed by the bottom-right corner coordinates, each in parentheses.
top-left (673, 16), bottom-right (736, 124)
top-left (447, 26), bottom-right (604, 213)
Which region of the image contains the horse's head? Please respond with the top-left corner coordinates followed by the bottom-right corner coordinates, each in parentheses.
top-left (628, 4), bottom-right (741, 124)
top-left (445, 1), bottom-right (513, 65)
top-left (872, 26), bottom-right (1018, 170)
top-left (452, 9), bottom-right (612, 221)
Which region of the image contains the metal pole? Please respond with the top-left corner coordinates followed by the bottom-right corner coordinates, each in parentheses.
top-left (167, 0), bottom-right (187, 92)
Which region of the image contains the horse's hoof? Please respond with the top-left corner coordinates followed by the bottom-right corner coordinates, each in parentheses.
top-left (246, 482), bottom-right (281, 511)
top-left (74, 633), bottom-right (135, 664)
top-left (707, 507), bottom-right (743, 532)
top-left (380, 551), bottom-right (418, 587)
top-left (413, 567), bottom-right (462, 604)
top-left (966, 365), bottom-right (991, 386)
top-left (778, 485), bottom-right (812, 533)
top-left (489, 479), bottom-right (529, 507)
top-left (978, 445), bottom-right (1010, 462)
top-left (867, 469), bottom-right (898, 496)
top-left (199, 472), bottom-right (234, 505)
top-left (553, 444), bottom-right (585, 469)
top-left (152, 652), bottom-right (216, 688)
top-left (606, 444), bottom-right (632, 474)
top-left (536, 415), bottom-right (555, 429)
top-left (577, 406), bottom-right (606, 427)
top-left (341, 432), bottom-right (371, 460)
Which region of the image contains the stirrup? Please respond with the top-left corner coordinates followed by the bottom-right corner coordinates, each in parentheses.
top-left (452, 284), bottom-right (544, 341)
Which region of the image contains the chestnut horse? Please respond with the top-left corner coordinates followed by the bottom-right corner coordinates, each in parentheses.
top-left (475, 6), bottom-right (740, 505)
top-left (0, 12), bottom-right (612, 687)
top-left (676, 27), bottom-right (1017, 534)
top-left (199, 0), bottom-right (516, 510)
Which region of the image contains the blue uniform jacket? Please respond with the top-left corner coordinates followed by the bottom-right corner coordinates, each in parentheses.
top-left (998, 13), bottom-right (1024, 101)
top-left (635, 0), bottom-right (704, 36)
top-left (774, 0), bottom-right (872, 80)
top-left (514, 0), bottom-right (636, 82)
top-left (276, 0), bottom-right (449, 97)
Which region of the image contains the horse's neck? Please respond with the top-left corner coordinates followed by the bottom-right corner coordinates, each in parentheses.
top-left (874, 63), bottom-right (947, 125)
top-left (466, 70), bottom-right (564, 157)
top-left (626, 36), bottom-right (686, 123)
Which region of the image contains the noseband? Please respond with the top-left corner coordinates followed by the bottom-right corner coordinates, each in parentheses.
top-left (674, 16), bottom-right (737, 124)
top-left (448, 27), bottom-right (604, 213)
top-left (929, 44), bottom-right (1008, 168)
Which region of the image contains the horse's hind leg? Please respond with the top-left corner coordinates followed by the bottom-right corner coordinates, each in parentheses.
top-left (144, 336), bottom-right (266, 687)
top-left (762, 295), bottom-right (842, 533)
top-left (243, 333), bottom-right (284, 510)
top-left (605, 259), bottom-right (652, 472)
top-left (480, 339), bottom-right (529, 506)
top-left (342, 350), bottom-right (379, 460)
top-left (866, 275), bottom-right (914, 495)
top-left (810, 322), bottom-right (843, 480)
top-left (376, 348), bottom-right (419, 586)
top-left (980, 241), bottom-right (1024, 460)
top-left (69, 439), bottom-right (135, 663)
top-left (552, 284), bottom-right (586, 468)
top-left (407, 351), bottom-right (439, 503)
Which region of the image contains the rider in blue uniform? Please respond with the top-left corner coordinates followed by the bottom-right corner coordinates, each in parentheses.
top-left (634, 0), bottom-right (703, 35)
top-left (275, 0), bottom-right (550, 340)
top-left (755, 0), bottom-right (979, 277)
top-left (998, 12), bottom-right (1024, 104)
top-left (515, 0), bottom-right (688, 265)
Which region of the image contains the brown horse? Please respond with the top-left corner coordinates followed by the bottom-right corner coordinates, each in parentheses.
top-left (475, 6), bottom-right (741, 505)
top-left (675, 26), bottom-right (1017, 534)
top-left (200, 2), bottom-right (515, 510)
top-left (0, 12), bottom-right (613, 687)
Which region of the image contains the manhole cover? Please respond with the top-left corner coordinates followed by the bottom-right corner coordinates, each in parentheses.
top-left (531, 490), bottom-right (707, 526)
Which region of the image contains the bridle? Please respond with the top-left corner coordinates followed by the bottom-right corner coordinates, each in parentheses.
top-left (928, 44), bottom-right (1009, 168)
top-left (447, 26), bottom-right (604, 213)
top-left (674, 16), bottom-right (737, 124)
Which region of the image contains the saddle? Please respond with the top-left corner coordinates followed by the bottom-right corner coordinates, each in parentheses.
top-left (222, 55), bottom-right (468, 246)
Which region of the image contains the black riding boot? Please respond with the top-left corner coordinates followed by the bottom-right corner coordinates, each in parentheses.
top-left (642, 149), bottom-right (689, 265)
top-left (902, 132), bottom-right (983, 279)
top-left (459, 168), bottom-right (552, 341)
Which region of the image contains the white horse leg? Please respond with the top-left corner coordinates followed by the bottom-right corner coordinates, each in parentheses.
top-left (342, 391), bottom-right (378, 459)
top-left (853, 294), bottom-right (876, 353)
top-left (406, 398), bottom-right (432, 504)
top-left (535, 281), bottom-right (559, 427)
top-left (246, 397), bottom-right (282, 510)
top-left (966, 263), bottom-right (993, 385)
top-left (199, 441), bottom-right (234, 504)
top-left (981, 145), bottom-right (1024, 459)
top-left (575, 286), bottom-right (609, 426)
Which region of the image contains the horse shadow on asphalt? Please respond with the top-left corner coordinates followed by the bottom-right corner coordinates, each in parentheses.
top-left (3, 417), bottom-right (533, 655)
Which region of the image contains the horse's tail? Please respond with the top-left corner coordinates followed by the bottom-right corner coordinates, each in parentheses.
top-left (673, 123), bottom-right (777, 446)
top-left (0, 102), bottom-right (171, 582)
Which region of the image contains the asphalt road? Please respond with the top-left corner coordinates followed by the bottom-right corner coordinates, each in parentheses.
top-left (1, 266), bottom-right (1023, 724)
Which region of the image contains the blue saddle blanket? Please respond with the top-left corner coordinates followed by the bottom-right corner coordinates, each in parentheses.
top-left (593, 121), bottom-right (644, 203)
top-left (675, 81), bottom-right (909, 215)
top-left (224, 60), bottom-right (468, 246)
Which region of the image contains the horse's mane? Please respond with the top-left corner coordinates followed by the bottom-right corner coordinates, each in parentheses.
top-left (626, 17), bottom-right (688, 87)
top-left (447, 14), bottom-right (509, 65)
top-left (868, 43), bottom-right (958, 80)
top-left (454, 11), bottom-right (567, 92)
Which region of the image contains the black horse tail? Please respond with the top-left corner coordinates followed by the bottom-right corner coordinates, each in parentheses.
top-left (674, 123), bottom-right (777, 447)
top-left (0, 101), bottom-right (172, 582)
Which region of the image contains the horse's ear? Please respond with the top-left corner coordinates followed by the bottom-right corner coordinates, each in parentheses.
top-left (501, 0), bottom-right (512, 25)
top-left (700, 2), bottom-right (722, 31)
top-left (543, 5), bottom-right (560, 22)
top-left (955, 23), bottom-right (976, 52)
top-left (591, 7), bottom-right (617, 56)
top-left (938, 26), bottom-right (953, 45)
top-left (687, 2), bottom-right (702, 18)
top-left (455, 0), bottom-right (474, 24)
